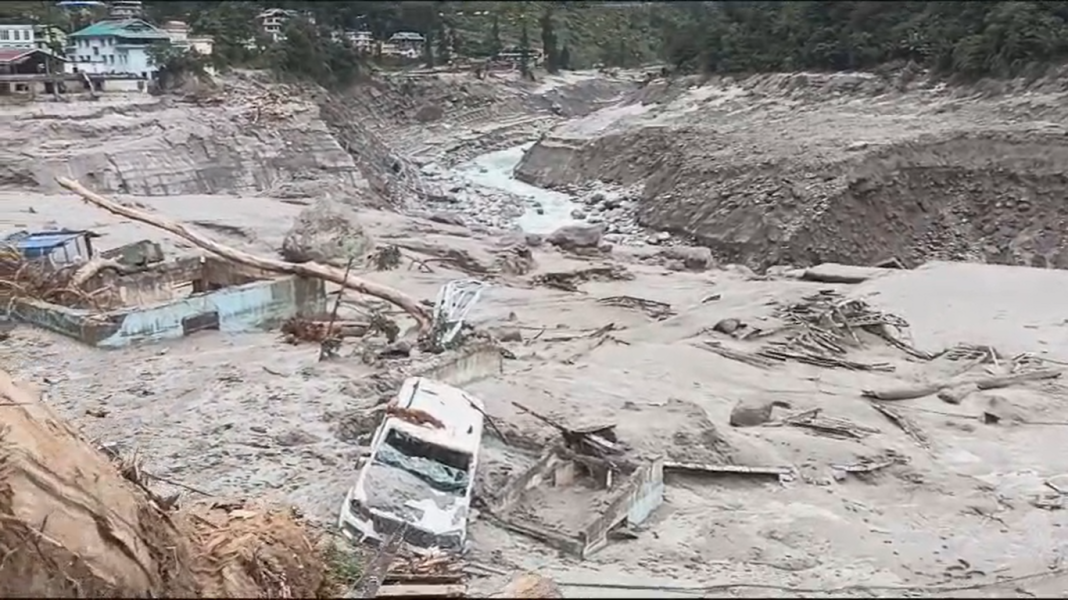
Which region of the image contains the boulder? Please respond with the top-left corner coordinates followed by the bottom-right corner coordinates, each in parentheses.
top-left (546, 224), bottom-right (604, 251)
top-left (659, 245), bottom-right (714, 271)
top-left (729, 399), bottom-right (792, 427)
top-left (495, 573), bottom-right (563, 598)
top-left (281, 198), bottom-right (374, 266)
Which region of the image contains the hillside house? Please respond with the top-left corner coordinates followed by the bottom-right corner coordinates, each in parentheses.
top-left (0, 48), bottom-right (67, 96)
top-left (338, 30), bottom-right (374, 53)
top-left (387, 31), bottom-right (424, 57)
top-left (255, 8), bottom-right (318, 43)
top-left (160, 20), bottom-right (215, 59)
top-left (65, 18), bottom-right (170, 78)
top-left (0, 24), bottom-right (36, 49)
top-left (34, 25), bottom-right (68, 54)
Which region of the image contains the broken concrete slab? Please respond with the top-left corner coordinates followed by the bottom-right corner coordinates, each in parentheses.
top-left (486, 445), bottom-right (664, 559)
top-left (10, 256), bottom-right (326, 348)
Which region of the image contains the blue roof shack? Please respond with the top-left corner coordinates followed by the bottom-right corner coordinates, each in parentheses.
top-left (3, 230), bottom-right (99, 266)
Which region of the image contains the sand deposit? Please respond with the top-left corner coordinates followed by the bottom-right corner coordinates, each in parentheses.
top-left (5, 65), bottom-right (1068, 598)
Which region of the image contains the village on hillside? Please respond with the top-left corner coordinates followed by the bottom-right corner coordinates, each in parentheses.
top-left (0, 0), bottom-right (544, 99)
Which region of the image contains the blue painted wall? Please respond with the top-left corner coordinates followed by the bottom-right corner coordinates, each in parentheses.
top-left (95, 276), bottom-right (324, 348)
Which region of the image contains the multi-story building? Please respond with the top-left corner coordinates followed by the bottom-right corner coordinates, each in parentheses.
top-left (107, 0), bottom-right (144, 20)
top-left (343, 30), bottom-right (374, 53)
top-left (34, 25), bottom-right (68, 54)
top-left (256, 8), bottom-right (298, 43)
top-left (65, 18), bottom-right (170, 78)
top-left (384, 31), bottom-right (424, 59)
top-left (0, 24), bottom-right (36, 49)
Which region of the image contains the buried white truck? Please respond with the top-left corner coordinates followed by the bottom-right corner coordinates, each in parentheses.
top-left (338, 376), bottom-right (485, 550)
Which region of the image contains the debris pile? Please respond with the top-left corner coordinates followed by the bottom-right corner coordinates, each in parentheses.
top-left (759, 290), bottom-right (911, 370)
top-left (532, 264), bottom-right (634, 292)
top-left (0, 245), bottom-right (110, 309)
top-left (703, 290), bottom-right (919, 371)
top-left (0, 366), bottom-right (328, 598)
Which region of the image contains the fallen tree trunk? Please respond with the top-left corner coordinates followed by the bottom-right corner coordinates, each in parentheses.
top-left (0, 367), bottom-right (331, 598)
top-left (862, 368), bottom-right (1062, 401)
top-left (56, 177), bottom-right (432, 333)
top-left (70, 256), bottom-right (135, 288)
top-left (0, 368), bottom-right (201, 597)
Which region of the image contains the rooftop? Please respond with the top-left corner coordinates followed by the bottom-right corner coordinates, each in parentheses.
top-left (69, 18), bottom-right (170, 40)
top-left (390, 31), bottom-right (425, 41)
top-left (0, 48), bottom-right (65, 64)
top-left (4, 230), bottom-right (95, 252)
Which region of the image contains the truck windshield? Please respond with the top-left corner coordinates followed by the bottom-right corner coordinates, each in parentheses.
top-left (375, 429), bottom-right (472, 495)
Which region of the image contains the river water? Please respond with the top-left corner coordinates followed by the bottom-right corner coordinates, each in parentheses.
top-left (454, 142), bottom-right (580, 234)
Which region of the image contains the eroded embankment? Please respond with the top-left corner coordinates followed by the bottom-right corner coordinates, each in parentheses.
top-left (515, 71), bottom-right (1068, 270)
top-left (0, 82), bottom-right (366, 199)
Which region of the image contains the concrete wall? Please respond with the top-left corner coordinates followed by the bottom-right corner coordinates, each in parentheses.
top-left (413, 343), bottom-right (504, 388)
top-left (11, 274), bottom-right (325, 348)
top-left (105, 274), bottom-right (323, 347)
top-left (489, 448), bottom-right (566, 514)
top-left (579, 458), bottom-right (665, 558)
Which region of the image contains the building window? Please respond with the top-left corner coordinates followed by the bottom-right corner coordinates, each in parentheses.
top-left (93, 46), bottom-right (99, 55)
top-left (0, 31), bottom-right (8, 41)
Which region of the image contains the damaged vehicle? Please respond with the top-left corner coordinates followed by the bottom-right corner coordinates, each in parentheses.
top-left (338, 376), bottom-right (485, 550)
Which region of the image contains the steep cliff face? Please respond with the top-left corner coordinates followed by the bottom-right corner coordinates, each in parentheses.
top-left (0, 80), bottom-right (368, 200)
top-left (514, 71), bottom-right (1068, 270)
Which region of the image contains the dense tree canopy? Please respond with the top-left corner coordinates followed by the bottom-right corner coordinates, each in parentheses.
top-left (6, 1), bottom-right (1068, 87)
top-left (662, 1), bottom-right (1068, 79)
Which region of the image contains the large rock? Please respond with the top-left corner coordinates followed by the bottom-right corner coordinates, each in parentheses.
top-left (659, 245), bottom-right (714, 271)
top-left (281, 198), bottom-right (374, 266)
top-left (546, 224), bottom-right (604, 251)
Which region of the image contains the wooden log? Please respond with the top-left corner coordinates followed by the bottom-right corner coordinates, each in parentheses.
top-left (862, 368), bottom-right (1062, 401)
top-left (55, 177), bottom-right (432, 333)
top-left (0, 367), bottom-right (200, 597)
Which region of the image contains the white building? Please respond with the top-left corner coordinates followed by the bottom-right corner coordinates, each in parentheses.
top-left (0, 24), bottom-right (36, 49)
top-left (65, 18), bottom-right (170, 78)
top-left (256, 8), bottom-right (298, 43)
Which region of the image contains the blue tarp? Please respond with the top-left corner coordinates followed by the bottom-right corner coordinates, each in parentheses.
top-left (12, 232), bottom-right (86, 252)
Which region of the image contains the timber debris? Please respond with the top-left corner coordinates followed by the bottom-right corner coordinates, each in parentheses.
top-left (756, 290), bottom-right (913, 371)
top-left (55, 177), bottom-right (434, 333)
top-left (532, 265), bottom-right (633, 292)
top-left (596, 295), bottom-right (675, 320)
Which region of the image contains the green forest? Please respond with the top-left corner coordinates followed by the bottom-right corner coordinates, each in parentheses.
top-left (5, 1), bottom-right (1068, 86)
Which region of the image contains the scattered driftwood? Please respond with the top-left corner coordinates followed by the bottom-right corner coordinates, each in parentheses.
top-left (755, 289), bottom-right (921, 370)
top-left (862, 368), bottom-right (1062, 401)
top-left (350, 527), bottom-right (407, 598)
top-left (696, 340), bottom-right (778, 369)
top-left (0, 246), bottom-right (115, 310)
top-left (937, 383), bottom-right (978, 406)
top-left (759, 347), bottom-right (894, 371)
top-left (830, 452), bottom-right (904, 477)
top-left (768, 407), bottom-right (881, 439)
top-left (281, 317), bottom-right (370, 344)
top-left (663, 461), bottom-right (794, 480)
top-left (512, 401), bottom-right (624, 462)
top-left (56, 177), bottom-right (433, 332)
top-left (869, 402), bottom-right (930, 450)
top-left (597, 295), bottom-right (675, 320)
top-left (532, 265), bottom-right (633, 292)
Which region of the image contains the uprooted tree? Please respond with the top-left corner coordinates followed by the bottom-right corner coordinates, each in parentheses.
top-left (54, 177), bottom-right (433, 333)
top-left (0, 367), bottom-right (330, 597)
